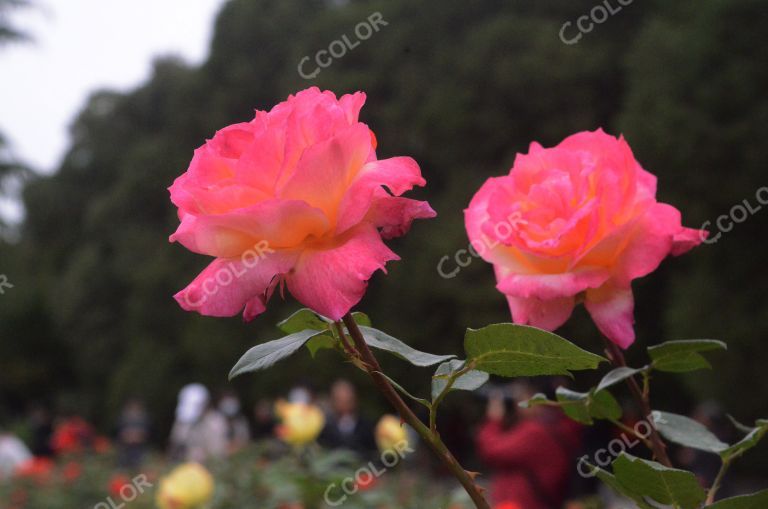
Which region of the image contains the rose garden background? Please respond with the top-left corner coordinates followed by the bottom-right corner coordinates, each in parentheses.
top-left (1, 0), bottom-right (767, 507)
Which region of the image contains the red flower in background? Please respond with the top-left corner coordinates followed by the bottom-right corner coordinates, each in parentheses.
top-left (62, 461), bottom-right (82, 482)
top-left (51, 417), bottom-right (95, 455)
top-left (93, 436), bottom-right (112, 454)
top-left (109, 473), bottom-right (132, 498)
top-left (15, 457), bottom-right (55, 484)
top-left (357, 475), bottom-right (377, 491)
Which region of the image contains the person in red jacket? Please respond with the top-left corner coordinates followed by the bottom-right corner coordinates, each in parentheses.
top-left (476, 380), bottom-right (583, 509)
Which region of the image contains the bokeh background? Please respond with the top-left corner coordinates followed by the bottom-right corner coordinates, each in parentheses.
top-left (1, 0), bottom-right (767, 484)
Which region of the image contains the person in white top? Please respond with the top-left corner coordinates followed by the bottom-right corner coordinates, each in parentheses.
top-left (0, 428), bottom-right (32, 480)
top-left (169, 384), bottom-right (228, 463)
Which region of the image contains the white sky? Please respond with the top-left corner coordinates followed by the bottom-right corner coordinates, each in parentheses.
top-left (0, 0), bottom-right (227, 175)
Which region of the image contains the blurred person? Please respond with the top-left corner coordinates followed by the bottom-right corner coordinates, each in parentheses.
top-left (217, 390), bottom-right (250, 454)
top-left (115, 398), bottom-right (151, 469)
top-left (252, 398), bottom-right (275, 440)
top-left (319, 379), bottom-right (375, 455)
top-left (476, 380), bottom-right (583, 509)
top-left (287, 384), bottom-right (313, 405)
top-left (169, 384), bottom-right (227, 463)
top-left (27, 405), bottom-right (53, 458)
top-left (0, 426), bottom-right (32, 480)
top-left (169, 383), bottom-right (208, 461)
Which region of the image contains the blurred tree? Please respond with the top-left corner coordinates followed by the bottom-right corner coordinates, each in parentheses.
top-left (0, 0), bottom-right (31, 237)
top-left (0, 0), bottom-right (29, 43)
top-left (618, 0), bottom-right (768, 473)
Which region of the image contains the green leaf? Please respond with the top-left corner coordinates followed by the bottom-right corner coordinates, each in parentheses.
top-left (277, 308), bottom-right (329, 334)
top-left (358, 326), bottom-right (455, 367)
top-left (375, 371), bottom-right (430, 408)
top-left (556, 388), bottom-right (592, 424)
top-left (648, 339), bottom-right (727, 372)
top-left (431, 360), bottom-right (489, 401)
top-left (519, 393), bottom-right (551, 409)
top-left (308, 449), bottom-right (360, 474)
top-left (229, 329), bottom-right (323, 379)
top-left (727, 414), bottom-right (755, 434)
top-left (305, 334), bottom-right (338, 358)
top-left (556, 387), bottom-right (622, 424)
top-left (720, 419), bottom-right (768, 461)
top-left (350, 311), bottom-right (372, 327)
top-left (464, 323), bottom-right (605, 377)
top-left (585, 462), bottom-right (655, 509)
top-left (612, 453), bottom-right (706, 509)
top-left (709, 490), bottom-right (768, 509)
top-left (590, 390), bottom-right (623, 421)
top-left (652, 410), bottom-right (729, 454)
top-left (597, 366), bottom-right (647, 392)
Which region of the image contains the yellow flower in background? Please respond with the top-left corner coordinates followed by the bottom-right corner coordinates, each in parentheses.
top-left (275, 400), bottom-right (325, 447)
top-left (375, 414), bottom-right (409, 454)
top-left (156, 463), bottom-right (214, 509)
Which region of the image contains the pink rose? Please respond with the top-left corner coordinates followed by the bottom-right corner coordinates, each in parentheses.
top-left (465, 129), bottom-right (706, 348)
top-left (170, 87), bottom-right (435, 321)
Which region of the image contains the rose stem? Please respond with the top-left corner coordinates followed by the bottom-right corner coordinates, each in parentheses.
top-left (341, 313), bottom-right (491, 509)
top-left (705, 456), bottom-right (732, 505)
top-left (602, 337), bottom-right (673, 467)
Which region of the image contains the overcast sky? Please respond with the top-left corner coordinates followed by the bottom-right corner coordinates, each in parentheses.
top-left (1, 0), bottom-right (227, 175)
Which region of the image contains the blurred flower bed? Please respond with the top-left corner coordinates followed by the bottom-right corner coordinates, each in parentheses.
top-left (0, 441), bottom-right (479, 509)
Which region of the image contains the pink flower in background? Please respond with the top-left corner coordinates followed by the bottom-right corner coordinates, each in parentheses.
top-left (465, 129), bottom-right (706, 348)
top-left (170, 87), bottom-right (435, 321)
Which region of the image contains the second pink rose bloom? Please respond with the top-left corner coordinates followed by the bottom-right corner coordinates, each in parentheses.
top-left (465, 129), bottom-right (706, 348)
top-left (169, 87), bottom-right (435, 321)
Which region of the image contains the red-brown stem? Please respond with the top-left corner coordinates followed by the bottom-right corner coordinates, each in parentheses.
top-left (603, 338), bottom-right (673, 467)
top-left (341, 314), bottom-right (491, 509)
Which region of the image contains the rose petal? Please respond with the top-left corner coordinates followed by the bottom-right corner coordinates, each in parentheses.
top-left (286, 225), bottom-right (399, 320)
top-left (339, 91), bottom-right (366, 124)
top-left (611, 203), bottom-right (685, 286)
top-left (672, 227), bottom-right (707, 256)
top-left (169, 199), bottom-right (330, 257)
top-left (364, 192), bottom-right (437, 239)
top-left (174, 250), bottom-right (298, 319)
top-left (275, 91), bottom-right (357, 182)
top-left (465, 178), bottom-right (552, 273)
top-left (496, 268), bottom-right (610, 300)
top-left (584, 284), bottom-right (635, 349)
top-left (505, 294), bottom-right (576, 331)
top-left (336, 156), bottom-right (427, 234)
top-left (207, 122), bottom-right (256, 160)
top-left (169, 145), bottom-right (272, 216)
top-left (234, 115), bottom-right (286, 194)
top-left (279, 124), bottom-right (373, 220)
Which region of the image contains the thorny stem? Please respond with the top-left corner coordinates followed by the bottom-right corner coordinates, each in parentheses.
top-left (602, 338), bottom-right (673, 467)
top-left (340, 314), bottom-right (491, 509)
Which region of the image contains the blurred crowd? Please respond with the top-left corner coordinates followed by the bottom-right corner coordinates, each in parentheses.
top-left (0, 379), bottom-right (393, 478)
top-left (0, 377), bottom-right (741, 509)
top-left (166, 379), bottom-right (382, 464)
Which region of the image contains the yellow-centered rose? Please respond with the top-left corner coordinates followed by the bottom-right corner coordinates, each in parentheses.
top-left (375, 414), bottom-right (409, 453)
top-left (156, 463), bottom-right (214, 509)
top-left (275, 400), bottom-right (325, 447)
